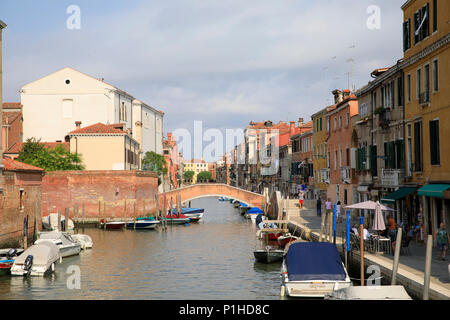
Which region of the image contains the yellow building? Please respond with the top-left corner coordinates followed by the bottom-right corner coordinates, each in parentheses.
top-left (401, 0), bottom-right (450, 241)
top-left (311, 106), bottom-right (333, 199)
top-left (183, 159), bottom-right (207, 184)
top-left (68, 122), bottom-right (141, 170)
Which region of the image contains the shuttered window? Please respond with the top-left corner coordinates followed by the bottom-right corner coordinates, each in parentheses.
top-left (414, 121), bottom-right (423, 171)
top-left (370, 145), bottom-right (377, 177)
top-left (395, 140), bottom-right (405, 169)
top-left (433, 0), bottom-right (437, 32)
top-left (403, 19), bottom-right (411, 51)
top-left (429, 120), bottom-right (440, 165)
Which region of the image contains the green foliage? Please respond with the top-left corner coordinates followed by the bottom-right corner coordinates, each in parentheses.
top-left (197, 171), bottom-right (212, 182)
top-left (17, 138), bottom-right (84, 171)
top-left (142, 151), bottom-right (168, 185)
top-left (183, 170), bottom-right (195, 180)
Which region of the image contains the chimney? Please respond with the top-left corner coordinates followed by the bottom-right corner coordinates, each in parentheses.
top-left (75, 121), bottom-right (82, 129)
top-left (332, 89), bottom-right (343, 104)
top-left (343, 89), bottom-right (351, 99)
top-left (290, 121), bottom-right (295, 135)
top-left (298, 118), bottom-right (304, 127)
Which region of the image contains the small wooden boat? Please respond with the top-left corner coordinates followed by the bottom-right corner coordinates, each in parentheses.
top-left (0, 260), bottom-right (14, 276)
top-left (281, 242), bottom-right (352, 298)
top-left (100, 219), bottom-right (126, 230)
top-left (229, 198), bottom-right (234, 203)
top-left (257, 221), bottom-right (282, 241)
top-left (254, 246), bottom-right (285, 263)
top-left (277, 233), bottom-right (298, 248)
top-left (126, 219), bottom-right (160, 230)
top-left (233, 201), bottom-right (241, 208)
top-left (245, 207), bottom-right (263, 223)
top-left (160, 214), bottom-right (190, 225)
top-left (239, 203), bottom-right (251, 215)
top-left (11, 242), bottom-right (60, 277)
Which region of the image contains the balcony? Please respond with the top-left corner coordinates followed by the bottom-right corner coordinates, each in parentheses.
top-left (381, 168), bottom-right (404, 187)
top-left (419, 91), bottom-right (430, 105)
top-left (340, 166), bottom-right (351, 184)
top-left (321, 168), bottom-right (330, 184)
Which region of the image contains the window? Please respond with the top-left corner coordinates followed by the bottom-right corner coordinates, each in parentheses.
top-left (62, 99), bottom-right (73, 119)
top-left (334, 117), bottom-right (337, 130)
top-left (416, 69), bottom-right (421, 100)
top-left (339, 149), bottom-right (342, 168)
top-left (397, 75), bottom-right (404, 107)
top-left (429, 119), bottom-right (440, 165)
top-left (407, 124), bottom-right (412, 175)
top-left (432, 59), bottom-right (439, 92)
top-left (370, 145), bottom-right (377, 177)
top-left (346, 148), bottom-right (350, 167)
top-left (327, 118), bottom-right (330, 132)
top-left (339, 116), bottom-right (342, 129)
top-left (346, 112), bottom-right (349, 126)
top-left (334, 150), bottom-right (337, 170)
top-left (414, 121), bottom-right (423, 171)
top-left (406, 74), bottom-right (411, 102)
top-left (413, 4), bottom-right (430, 45)
top-left (403, 19), bottom-right (411, 51)
top-left (433, 0), bottom-right (437, 33)
top-left (424, 64), bottom-right (430, 94)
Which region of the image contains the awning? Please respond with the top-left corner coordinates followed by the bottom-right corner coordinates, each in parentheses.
top-left (381, 187), bottom-right (417, 204)
top-left (417, 184), bottom-right (450, 199)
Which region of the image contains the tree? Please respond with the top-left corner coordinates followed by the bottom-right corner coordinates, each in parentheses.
top-left (183, 170), bottom-right (195, 182)
top-left (197, 171), bottom-right (212, 182)
top-left (17, 138), bottom-right (84, 171)
top-left (142, 151), bottom-right (168, 185)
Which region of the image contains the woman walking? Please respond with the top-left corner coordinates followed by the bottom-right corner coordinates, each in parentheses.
top-left (435, 223), bottom-right (449, 261)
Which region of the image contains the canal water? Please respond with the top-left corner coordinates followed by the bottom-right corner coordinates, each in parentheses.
top-left (0, 197), bottom-right (283, 300)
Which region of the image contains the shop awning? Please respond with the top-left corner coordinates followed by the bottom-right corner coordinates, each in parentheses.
top-left (417, 184), bottom-right (450, 199)
top-left (381, 187), bottom-right (417, 204)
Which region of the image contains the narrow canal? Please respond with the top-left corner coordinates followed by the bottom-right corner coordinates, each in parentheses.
top-left (0, 197), bottom-right (283, 300)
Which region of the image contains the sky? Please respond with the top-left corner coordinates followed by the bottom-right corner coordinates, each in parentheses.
top-left (0, 0), bottom-right (405, 161)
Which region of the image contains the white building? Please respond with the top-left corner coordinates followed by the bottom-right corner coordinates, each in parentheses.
top-left (21, 67), bottom-right (163, 155)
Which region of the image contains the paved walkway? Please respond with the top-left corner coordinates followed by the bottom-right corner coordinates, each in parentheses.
top-left (285, 199), bottom-right (450, 299)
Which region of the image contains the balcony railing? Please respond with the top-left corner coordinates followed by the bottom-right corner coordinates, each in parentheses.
top-left (419, 91), bottom-right (430, 104)
top-left (381, 168), bottom-right (404, 187)
top-left (340, 166), bottom-right (351, 184)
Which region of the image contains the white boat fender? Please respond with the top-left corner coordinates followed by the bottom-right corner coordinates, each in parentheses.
top-left (333, 282), bottom-right (339, 291)
top-left (52, 262), bottom-right (55, 272)
top-left (59, 256), bottom-right (63, 264)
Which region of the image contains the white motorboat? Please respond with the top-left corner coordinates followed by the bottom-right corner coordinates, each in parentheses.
top-left (324, 285), bottom-right (412, 300)
top-left (11, 242), bottom-right (60, 277)
top-left (35, 231), bottom-right (81, 258)
top-left (42, 213), bottom-right (74, 231)
top-left (281, 242), bottom-right (352, 298)
top-left (71, 234), bottom-right (93, 249)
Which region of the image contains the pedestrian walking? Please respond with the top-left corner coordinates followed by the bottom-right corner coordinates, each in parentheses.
top-left (298, 190), bottom-right (304, 209)
top-left (316, 195), bottom-right (322, 217)
top-left (435, 223), bottom-right (449, 261)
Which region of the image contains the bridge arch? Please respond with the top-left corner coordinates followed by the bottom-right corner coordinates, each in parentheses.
top-left (158, 184), bottom-right (266, 209)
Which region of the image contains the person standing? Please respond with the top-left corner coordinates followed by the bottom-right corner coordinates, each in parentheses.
top-left (298, 190), bottom-right (304, 209)
top-left (435, 223), bottom-right (449, 261)
top-left (325, 198), bottom-right (332, 215)
top-left (316, 195), bottom-right (322, 217)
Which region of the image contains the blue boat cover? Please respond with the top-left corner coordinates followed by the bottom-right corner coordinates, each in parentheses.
top-left (136, 217), bottom-right (155, 221)
top-left (171, 208), bottom-right (204, 214)
top-left (247, 207), bottom-right (263, 214)
top-left (240, 203), bottom-right (248, 207)
top-left (285, 242), bottom-right (347, 281)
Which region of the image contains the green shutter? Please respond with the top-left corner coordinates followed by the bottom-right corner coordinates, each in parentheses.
top-left (430, 120), bottom-right (440, 165)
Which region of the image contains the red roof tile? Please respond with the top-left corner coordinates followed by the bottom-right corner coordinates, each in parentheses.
top-left (2, 157), bottom-right (44, 172)
top-left (2, 102), bottom-right (22, 110)
top-left (69, 123), bottom-right (126, 135)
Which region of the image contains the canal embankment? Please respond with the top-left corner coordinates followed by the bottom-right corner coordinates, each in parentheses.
top-left (284, 199), bottom-right (450, 300)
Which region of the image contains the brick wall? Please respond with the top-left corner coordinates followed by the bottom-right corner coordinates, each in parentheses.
top-left (0, 171), bottom-right (42, 248)
top-left (42, 170), bottom-right (159, 219)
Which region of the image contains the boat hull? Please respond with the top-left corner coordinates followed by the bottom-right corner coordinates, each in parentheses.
top-left (254, 250), bottom-right (284, 263)
top-left (59, 244), bottom-right (82, 258)
top-left (277, 236), bottom-right (298, 247)
top-left (101, 222), bottom-right (126, 230)
top-left (126, 221), bottom-right (160, 229)
top-left (0, 261), bottom-right (13, 276)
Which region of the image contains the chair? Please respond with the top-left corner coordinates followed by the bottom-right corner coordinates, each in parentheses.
top-left (350, 233), bottom-right (360, 251)
top-left (400, 236), bottom-right (411, 256)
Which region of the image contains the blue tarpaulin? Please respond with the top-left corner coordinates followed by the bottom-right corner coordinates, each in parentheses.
top-left (240, 203), bottom-right (248, 207)
top-left (247, 207), bottom-right (263, 214)
top-left (285, 242), bottom-right (347, 281)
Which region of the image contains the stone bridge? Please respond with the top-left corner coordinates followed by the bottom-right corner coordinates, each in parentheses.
top-left (157, 184), bottom-right (266, 210)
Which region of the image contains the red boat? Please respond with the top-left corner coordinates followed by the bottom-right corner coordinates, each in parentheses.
top-left (259, 231), bottom-right (282, 241)
top-left (100, 219), bottom-right (125, 230)
top-left (277, 234), bottom-right (298, 247)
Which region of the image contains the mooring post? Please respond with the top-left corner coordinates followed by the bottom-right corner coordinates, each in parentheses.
top-left (345, 210), bottom-right (350, 269)
top-left (391, 227), bottom-right (402, 285)
top-left (98, 200), bottom-right (101, 228)
top-left (124, 199), bottom-right (127, 220)
top-left (162, 194), bottom-right (167, 230)
top-left (319, 212), bottom-right (325, 242)
top-left (34, 202), bottom-right (39, 242)
top-left (333, 203), bottom-right (337, 245)
top-left (57, 210), bottom-right (62, 232)
top-left (328, 212), bottom-right (333, 243)
top-left (423, 234), bottom-right (433, 300)
top-left (133, 201), bottom-right (136, 230)
top-left (23, 216), bottom-right (28, 250)
top-left (64, 208), bottom-right (69, 232)
top-left (82, 203), bottom-right (85, 221)
top-left (360, 215), bottom-right (364, 286)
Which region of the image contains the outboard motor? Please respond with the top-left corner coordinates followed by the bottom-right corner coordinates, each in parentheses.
top-left (6, 248), bottom-right (17, 259)
top-left (23, 255), bottom-right (33, 277)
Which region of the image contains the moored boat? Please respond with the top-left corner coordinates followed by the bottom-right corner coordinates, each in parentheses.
top-left (35, 231), bottom-right (81, 258)
top-left (100, 219), bottom-right (126, 230)
top-left (257, 221), bottom-right (282, 241)
top-left (0, 249), bottom-right (22, 276)
top-left (239, 203), bottom-right (251, 215)
top-left (233, 201), bottom-right (241, 208)
top-left (277, 233), bottom-right (299, 248)
top-left (254, 246), bottom-right (285, 263)
top-left (160, 213), bottom-right (191, 225)
top-left (245, 207), bottom-right (263, 223)
top-left (126, 219), bottom-right (160, 229)
top-left (71, 234), bottom-right (93, 249)
top-left (281, 242), bottom-right (352, 298)
top-left (324, 285), bottom-right (412, 300)
top-left (11, 242), bottom-right (60, 277)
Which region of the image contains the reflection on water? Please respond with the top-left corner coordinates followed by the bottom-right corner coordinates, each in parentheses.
top-left (0, 197), bottom-right (282, 300)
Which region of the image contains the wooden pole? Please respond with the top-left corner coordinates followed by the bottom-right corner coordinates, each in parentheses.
top-left (103, 202), bottom-right (106, 223)
top-left (124, 199), bottom-right (127, 220)
top-left (328, 212), bottom-right (333, 243)
top-left (333, 203), bottom-right (337, 245)
top-left (319, 212), bottom-right (325, 242)
top-left (162, 194), bottom-right (167, 230)
top-left (133, 201), bottom-right (136, 230)
top-left (345, 210), bottom-right (350, 269)
top-left (360, 216), bottom-right (364, 286)
top-left (57, 210), bottom-right (62, 232)
top-left (64, 208), bottom-right (69, 232)
top-left (82, 203), bottom-right (85, 221)
top-left (98, 200), bottom-right (101, 228)
top-left (23, 216), bottom-right (28, 250)
top-left (423, 234), bottom-right (433, 300)
top-left (34, 202), bottom-right (39, 242)
top-left (391, 227), bottom-right (402, 285)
